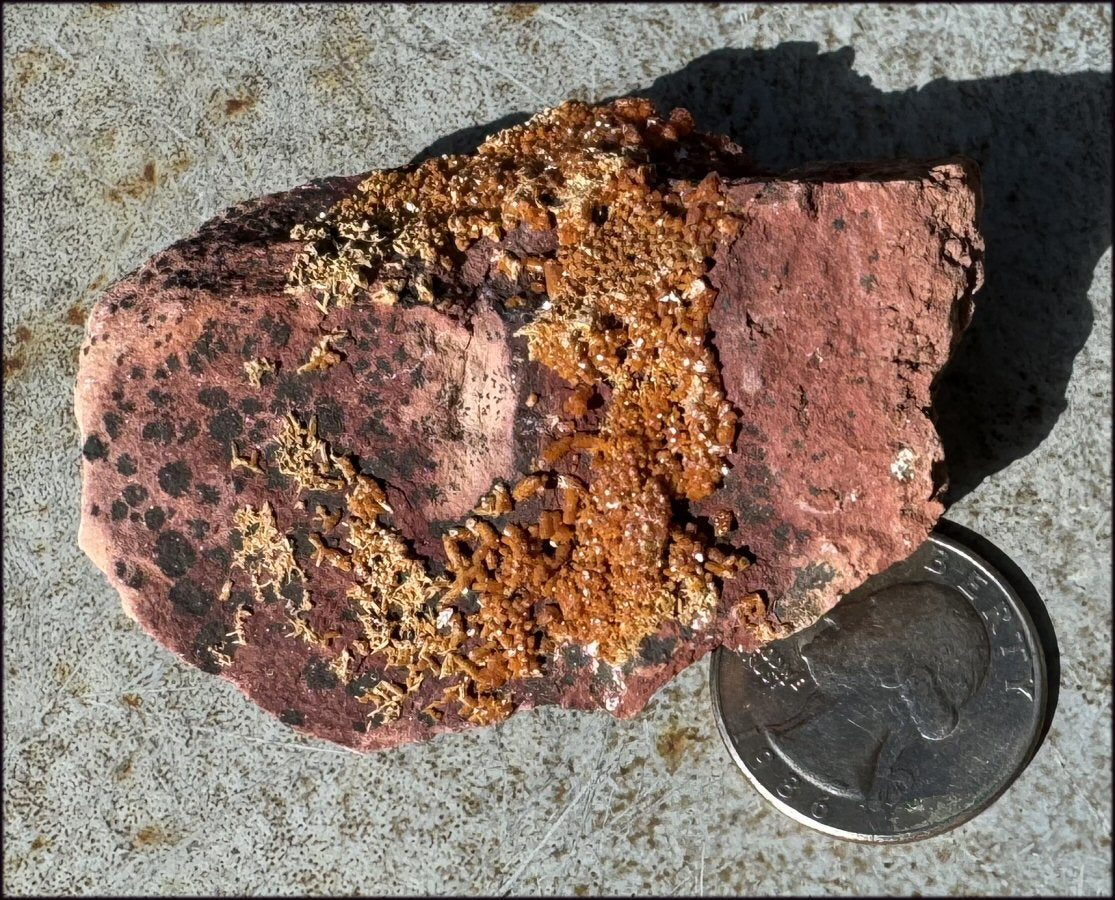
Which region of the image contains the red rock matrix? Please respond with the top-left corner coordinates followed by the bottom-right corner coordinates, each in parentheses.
top-left (75, 100), bottom-right (983, 750)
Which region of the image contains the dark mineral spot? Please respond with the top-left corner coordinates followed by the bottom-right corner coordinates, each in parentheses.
top-left (116, 454), bottom-right (138, 476)
top-left (144, 506), bottom-right (166, 531)
top-left (739, 501), bottom-right (774, 525)
top-left (224, 519), bottom-right (244, 555)
top-left (260, 315), bottom-right (291, 348)
top-left (639, 633), bottom-right (678, 666)
top-left (279, 579), bottom-right (305, 606)
top-left (345, 671), bottom-right (381, 698)
top-left (304, 658), bottom-right (339, 691)
top-left (592, 661), bottom-right (617, 691)
top-left (193, 621), bottom-right (232, 674)
top-left (157, 460), bottom-right (192, 497)
top-left (287, 521), bottom-right (319, 558)
top-left (82, 434), bottom-right (109, 462)
top-left (239, 396), bottom-right (264, 415)
top-left (103, 411), bottom-right (123, 440)
top-left (130, 365), bottom-right (145, 380)
top-left (832, 217), bottom-right (846, 231)
top-left (177, 420), bottom-right (200, 443)
top-left (361, 416), bottom-right (390, 438)
top-left (270, 373), bottom-right (311, 414)
top-left (110, 387), bottom-right (135, 413)
top-left (154, 530), bottom-right (196, 578)
top-left (165, 353), bottom-right (181, 373)
top-left (113, 559), bottom-right (146, 589)
top-left (187, 518), bottom-right (210, 540)
top-left (562, 643), bottom-right (590, 670)
top-left (110, 500), bottom-right (128, 521)
top-left (205, 545), bottom-right (231, 566)
top-left (313, 401), bottom-right (343, 436)
top-left (207, 408), bottom-right (243, 443)
top-left (197, 483), bottom-right (221, 505)
top-left (193, 320), bottom-right (227, 362)
top-left (141, 420), bottom-right (175, 444)
top-left (122, 484), bottom-right (148, 507)
top-left (169, 577), bottom-right (211, 616)
top-left (279, 709), bottom-right (305, 726)
top-left (198, 387), bottom-right (230, 408)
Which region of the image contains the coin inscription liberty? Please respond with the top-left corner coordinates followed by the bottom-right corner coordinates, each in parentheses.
top-left (711, 532), bottom-right (1047, 842)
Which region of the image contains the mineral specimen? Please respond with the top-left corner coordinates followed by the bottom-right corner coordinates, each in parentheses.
top-left (75, 100), bottom-right (983, 750)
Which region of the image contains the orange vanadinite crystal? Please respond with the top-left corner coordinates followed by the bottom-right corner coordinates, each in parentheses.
top-left (276, 99), bottom-right (755, 725)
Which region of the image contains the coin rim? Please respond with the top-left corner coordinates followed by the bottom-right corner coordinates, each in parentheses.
top-left (710, 531), bottom-right (1049, 843)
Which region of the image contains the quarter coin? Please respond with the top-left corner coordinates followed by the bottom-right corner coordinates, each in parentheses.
top-left (711, 532), bottom-right (1047, 842)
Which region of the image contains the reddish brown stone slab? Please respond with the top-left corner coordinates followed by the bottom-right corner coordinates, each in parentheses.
top-left (706, 166), bottom-right (983, 643)
top-left (75, 107), bottom-right (981, 751)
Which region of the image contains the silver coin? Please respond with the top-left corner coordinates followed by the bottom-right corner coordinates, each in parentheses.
top-left (711, 532), bottom-right (1047, 842)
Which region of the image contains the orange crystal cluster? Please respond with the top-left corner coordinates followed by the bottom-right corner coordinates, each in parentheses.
top-left (280, 99), bottom-right (761, 725)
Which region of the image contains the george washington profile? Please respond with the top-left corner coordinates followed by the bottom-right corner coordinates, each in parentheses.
top-left (760, 581), bottom-right (991, 811)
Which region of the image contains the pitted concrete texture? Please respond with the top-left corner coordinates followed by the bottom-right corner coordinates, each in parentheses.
top-left (3, 3), bottom-right (1111, 895)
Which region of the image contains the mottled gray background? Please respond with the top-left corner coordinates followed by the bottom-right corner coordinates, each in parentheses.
top-left (3, 3), bottom-right (1111, 895)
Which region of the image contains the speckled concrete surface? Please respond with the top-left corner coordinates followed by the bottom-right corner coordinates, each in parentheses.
top-left (2, 3), bottom-right (1110, 895)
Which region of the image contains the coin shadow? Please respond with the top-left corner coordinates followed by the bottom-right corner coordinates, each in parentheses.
top-left (411, 43), bottom-right (1111, 505)
top-left (934, 518), bottom-right (1060, 749)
